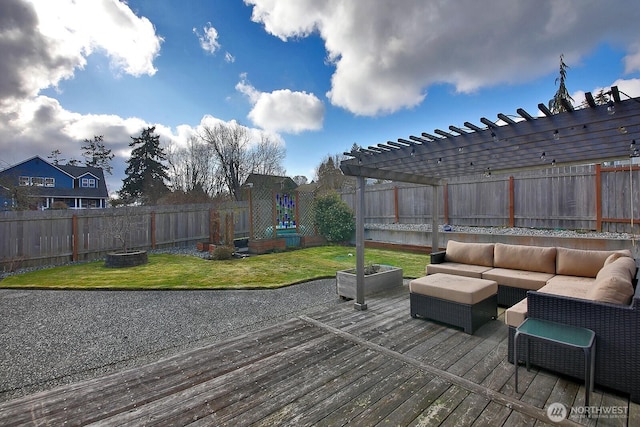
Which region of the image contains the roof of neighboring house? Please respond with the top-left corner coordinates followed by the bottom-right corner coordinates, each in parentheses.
top-left (243, 173), bottom-right (298, 192)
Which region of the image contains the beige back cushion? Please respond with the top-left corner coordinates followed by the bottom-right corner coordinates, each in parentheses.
top-left (493, 243), bottom-right (556, 273)
top-left (556, 247), bottom-right (633, 278)
top-left (444, 240), bottom-right (494, 267)
top-left (587, 256), bottom-right (637, 305)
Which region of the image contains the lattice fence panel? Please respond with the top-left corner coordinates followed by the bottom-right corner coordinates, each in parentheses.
top-left (296, 190), bottom-right (316, 236)
top-left (250, 186), bottom-right (274, 239)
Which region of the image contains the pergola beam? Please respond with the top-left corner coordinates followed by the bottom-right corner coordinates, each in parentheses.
top-left (517, 108), bottom-right (535, 121)
top-left (538, 103), bottom-right (553, 117)
top-left (498, 113), bottom-right (517, 125)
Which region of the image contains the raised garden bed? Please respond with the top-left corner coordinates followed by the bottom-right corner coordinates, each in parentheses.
top-left (336, 264), bottom-right (403, 299)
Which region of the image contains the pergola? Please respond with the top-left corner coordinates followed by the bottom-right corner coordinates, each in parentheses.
top-left (340, 86), bottom-right (640, 310)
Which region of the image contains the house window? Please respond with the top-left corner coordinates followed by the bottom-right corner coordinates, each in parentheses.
top-left (31, 177), bottom-right (45, 186)
top-left (45, 177), bottom-right (55, 187)
top-left (81, 178), bottom-right (96, 188)
top-left (19, 176), bottom-right (29, 186)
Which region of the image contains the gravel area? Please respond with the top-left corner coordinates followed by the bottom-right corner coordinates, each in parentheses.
top-left (366, 223), bottom-right (636, 240)
top-left (0, 279), bottom-right (346, 403)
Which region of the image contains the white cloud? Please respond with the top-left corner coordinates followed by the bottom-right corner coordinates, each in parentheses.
top-left (236, 76), bottom-right (324, 134)
top-left (225, 52), bottom-right (236, 63)
top-left (245, 0), bottom-right (640, 116)
top-left (193, 22), bottom-right (221, 54)
top-left (0, 0), bottom-right (162, 106)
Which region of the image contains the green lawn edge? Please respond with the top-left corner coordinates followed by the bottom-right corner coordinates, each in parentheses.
top-left (0, 246), bottom-right (429, 290)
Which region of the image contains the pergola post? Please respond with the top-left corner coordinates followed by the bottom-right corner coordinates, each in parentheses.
top-left (354, 175), bottom-right (367, 311)
top-left (431, 185), bottom-right (440, 253)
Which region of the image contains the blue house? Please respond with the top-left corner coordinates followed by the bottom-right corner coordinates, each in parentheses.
top-left (0, 156), bottom-right (109, 210)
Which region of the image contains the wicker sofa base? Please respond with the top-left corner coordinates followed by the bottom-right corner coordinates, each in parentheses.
top-left (410, 292), bottom-right (497, 334)
top-left (497, 285), bottom-right (528, 307)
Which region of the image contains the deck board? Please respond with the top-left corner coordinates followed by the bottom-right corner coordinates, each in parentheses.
top-left (0, 285), bottom-right (634, 426)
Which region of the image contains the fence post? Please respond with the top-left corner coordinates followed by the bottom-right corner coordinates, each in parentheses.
top-left (72, 214), bottom-right (78, 261)
top-left (443, 183), bottom-right (449, 224)
top-left (595, 163), bottom-right (602, 232)
top-left (150, 211), bottom-right (156, 249)
top-left (247, 187), bottom-right (254, 239)
top-left (295, 191), bottom-right (300, 232)
top-left (209, 209), bottom-right (220, 244)
top-left (509, 176), bottom-right (515, 227)
top-left (272, 190), bottom-right (277, 238)
top-left (393, 186), bottom-right (399, 223)
top-left (431, 185), bottom-right (440, 252)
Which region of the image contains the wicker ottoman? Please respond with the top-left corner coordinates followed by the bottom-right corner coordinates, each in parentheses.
top-left (410, 273), bottom-right (498, 334)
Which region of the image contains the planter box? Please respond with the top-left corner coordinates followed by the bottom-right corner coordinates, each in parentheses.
top-left (196, 242), bottom-right (211, 252)
top-left (301, 235), bottom-right (327, 248)
top-left (336, 264), bottom-right (403, 299)
top-left (248, 238), bottom-right (286, 254)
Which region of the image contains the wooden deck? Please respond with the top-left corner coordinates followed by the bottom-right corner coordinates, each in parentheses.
top-left (0, 286), bottom-right (638, 426)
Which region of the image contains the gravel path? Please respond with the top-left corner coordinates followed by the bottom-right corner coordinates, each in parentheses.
top-left (0, 279), bottom-right (346, 403)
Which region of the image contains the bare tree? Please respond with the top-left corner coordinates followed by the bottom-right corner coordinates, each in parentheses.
top-left (197, 123), bottom-right (286, 200)
top-left (167, 136), bottom-right (222, 197)
top-left (247, 134), bottom-right (286, 176)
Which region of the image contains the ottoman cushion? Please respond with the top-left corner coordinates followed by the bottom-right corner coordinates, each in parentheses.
top-left (410, 273), bottom-right (497, 305)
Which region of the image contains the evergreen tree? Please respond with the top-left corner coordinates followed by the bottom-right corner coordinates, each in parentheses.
top-left (81, 135), bottom-right (114, 174)
top-left (548, 54), bottom-right (574, 113)
top-left (119, 127), bottom-right (170, 205)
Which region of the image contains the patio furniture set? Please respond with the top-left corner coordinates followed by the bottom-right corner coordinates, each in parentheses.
top-left (409, 240), bottom-right (640, 404)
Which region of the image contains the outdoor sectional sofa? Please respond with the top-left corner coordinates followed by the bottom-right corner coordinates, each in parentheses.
top-left (427, 240), bottom-right (640, 402)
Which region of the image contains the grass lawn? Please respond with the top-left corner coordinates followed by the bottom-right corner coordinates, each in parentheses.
top-left (0, 246), bottom-right (429, 290)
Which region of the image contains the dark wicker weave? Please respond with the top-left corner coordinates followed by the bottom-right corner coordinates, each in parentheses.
top-left (497, 285), bottom-right (528, 307)
top-left (508, 275), bottom-right (640, 403)
top-left (410, 292), bottom-right (497, 334)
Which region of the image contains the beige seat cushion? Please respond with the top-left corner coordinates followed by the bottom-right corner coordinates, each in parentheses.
top-left (444, 240), bottom-right (494, 267)
top-left (586, 256), bottom-right (636, 305)
top-left (494, 243), bottom-right (556, 274)
top-left (410, 273), bottom-right (497, 305)
top-left (538, 278), bottom-right (592, 300)
top-left (482, 268), bottom-right (554, 291)
top-left (505, 297), bottom-right (528, 327)
top-left (555, 247), bottom-right (633, 278)
top-left (427, 262), bottom-right (493, 279)
top-left (504, 277), bottom-right (594, 328)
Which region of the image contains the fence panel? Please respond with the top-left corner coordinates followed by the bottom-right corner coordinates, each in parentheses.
top-left (0, 203), bottom-right (250, 270)
top-left (338, 163), bottom-right (639, 233)
top-left (447, 177), bottom-right (509, 226)
top-left (601, 166), bottom-right (640, 233)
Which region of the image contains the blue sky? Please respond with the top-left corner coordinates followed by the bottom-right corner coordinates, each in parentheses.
top-left (2, 0), bottom-right (640, 195)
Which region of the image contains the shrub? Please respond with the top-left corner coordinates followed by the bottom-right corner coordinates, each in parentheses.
top-left (313, 193), bottom-right (355, 243)
top-left (211, 245), bottom-right (234, 260)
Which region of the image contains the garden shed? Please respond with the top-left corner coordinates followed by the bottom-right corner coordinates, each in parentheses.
top-left (340, 86), bottom-right (640, 309)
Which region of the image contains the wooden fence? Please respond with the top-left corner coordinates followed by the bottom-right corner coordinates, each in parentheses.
top-left (340, 164), bottom-right (640, 234)
top-left (0, 202), bottom-right (249, 270)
